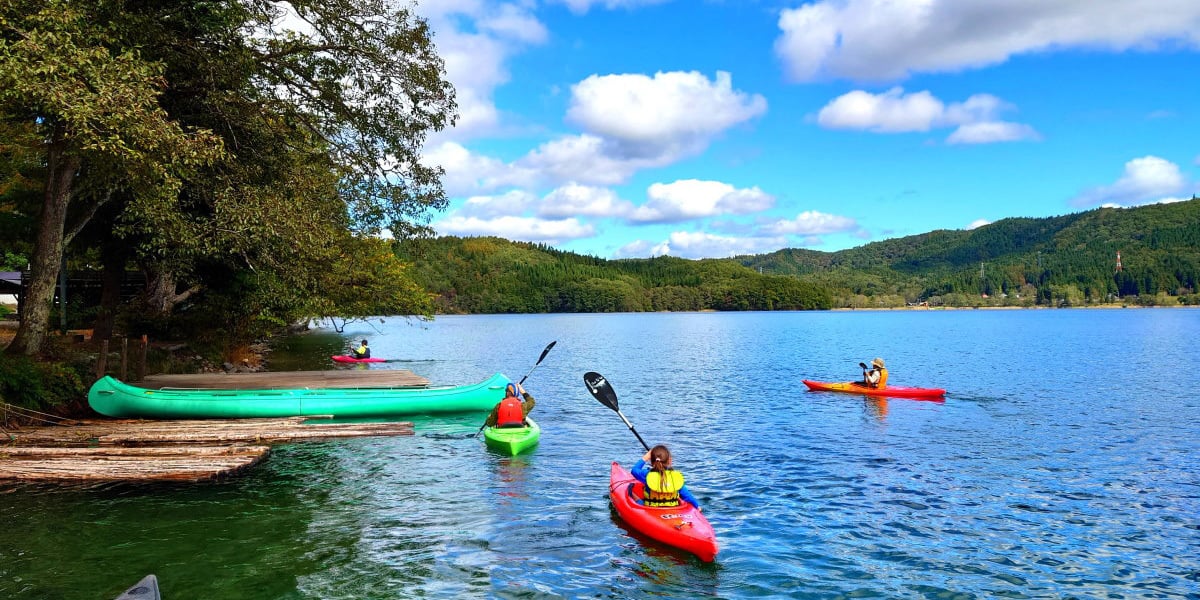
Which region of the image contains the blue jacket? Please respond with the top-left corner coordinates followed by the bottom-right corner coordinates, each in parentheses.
top-left (631, 458), bottom-right (701, 509)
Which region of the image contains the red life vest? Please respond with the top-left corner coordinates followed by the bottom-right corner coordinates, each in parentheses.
top-left (496, 395), bottom-right (525, 427)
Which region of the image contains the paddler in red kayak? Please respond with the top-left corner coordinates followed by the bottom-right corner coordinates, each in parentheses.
top-left (350, 339), bottom-right (371, 359)
top-left (484, 382), bottom-right (536, 428)
top-left (631, 444), bottom-right (702, 511)
top-left (858, 357), bottom-right (888, 389)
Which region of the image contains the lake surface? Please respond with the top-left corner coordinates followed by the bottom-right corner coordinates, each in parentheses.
top-left (3, 309), bottom-right (1199, 599)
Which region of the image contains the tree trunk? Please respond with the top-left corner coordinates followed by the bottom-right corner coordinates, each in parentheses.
top-left (92, 240), bottom-right (128, 341)
top-left (5, 127), bottom-right (79, 356)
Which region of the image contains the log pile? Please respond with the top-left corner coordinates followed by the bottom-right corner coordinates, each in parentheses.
top-left (0, 417), bottom-right (414, 482)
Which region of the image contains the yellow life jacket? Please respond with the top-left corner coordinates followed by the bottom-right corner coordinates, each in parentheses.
top-left (875, 367), bottom-right (888, 389)
top-left (643, 469), bottom-right (685, 507)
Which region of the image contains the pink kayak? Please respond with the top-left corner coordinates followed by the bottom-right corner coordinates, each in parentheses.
top-left (608, 461), bottom-right (718, 562)
top-left (331, 355), bottom-right (386, 363)
top-left (802, 379), bottom-right (946, 399)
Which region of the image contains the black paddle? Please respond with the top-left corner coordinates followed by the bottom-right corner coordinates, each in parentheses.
top-left (475, 341), bottom-right (557, 437)
top-left (583, 371), bottom-right (650, 451)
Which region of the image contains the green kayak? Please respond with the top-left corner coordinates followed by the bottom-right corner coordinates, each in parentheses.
top-left (88, 373), bottom-right (510, 419)
top-left (482, 417), bottom-right (540, 455)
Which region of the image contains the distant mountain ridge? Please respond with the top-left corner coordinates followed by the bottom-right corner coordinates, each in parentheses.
top-left (400, 198), bottom-right (1200, 312)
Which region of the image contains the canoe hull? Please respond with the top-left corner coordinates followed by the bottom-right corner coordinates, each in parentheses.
top-left (608, 461), bottom-right (717, 562)
top-left (331, 355), bottom-right (386, 363)
top-left (802, 379), bottom-right (946, 398)
top-left (483, 417), bottom-right (541, 455)
top-left (89, 373), bottom-right (510, 419)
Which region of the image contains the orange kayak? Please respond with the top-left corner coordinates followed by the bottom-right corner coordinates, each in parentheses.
top-left (802, 379), bottom-right (946, 399)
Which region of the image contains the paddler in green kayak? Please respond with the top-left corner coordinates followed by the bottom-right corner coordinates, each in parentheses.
top-left (631, 444), bottom-right (702, 511)
top-left (484, 382), bottom-right (536, 428)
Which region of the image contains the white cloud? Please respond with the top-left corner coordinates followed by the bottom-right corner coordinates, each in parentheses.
top-left (1070, 156), bottom-right (1189, 207)
top-left (760, 211), bottom-right (858, 235)
top-left (417, 2), bottom-right (547, 141)
top-left (539, 184), bottom-right (634, 218)
top-left (550, 0), bottom-right (670, 15)
top-left (457, 190), bottom-right (538, 219)
top-left (966, 218), bottom-right (992, 230)
top-left (422, 141), bottom-right (540, 195)
top-left (946, 122), bottom-right (1040, 145)
top-left (816, 88), bottom-right (1039, 143)
top-left (619, 231), bottom-right (788, 259)
top-left (518, 134), bottom-right (666, 186)
top-left (433, 215), bottom-right (595, 244)
top-left (628, 179), bottom-right (774, 223)
top-left (776, 0), bottom-right (1200, 82)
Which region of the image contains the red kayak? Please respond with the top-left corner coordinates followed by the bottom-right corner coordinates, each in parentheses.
top-left (802, 379), bottom-right (946, 399)
top-left (608, 461), bottom-right (718, 562)
top-left (331, 355), bottom-right (386, 363)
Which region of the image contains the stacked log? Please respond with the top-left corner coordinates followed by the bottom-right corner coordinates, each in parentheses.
top-left (0, 417), bottom-right (414, 482)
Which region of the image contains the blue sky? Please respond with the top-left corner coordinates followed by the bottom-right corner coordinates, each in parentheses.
top-left (411, 0), bottom-right (1200, 259)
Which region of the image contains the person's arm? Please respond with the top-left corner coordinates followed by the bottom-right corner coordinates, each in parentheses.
top-left (521, 392), bottom-right (536, 416)
top-left (679, 483), bottom-right (701, 510)
top-left (630, 457), bottom-right (650, 483)
top-left (483, 404), bottom-right (499, 427)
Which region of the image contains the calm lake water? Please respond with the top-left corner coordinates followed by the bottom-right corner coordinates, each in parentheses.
top-left (3, 309), bottom-right (1199, 599)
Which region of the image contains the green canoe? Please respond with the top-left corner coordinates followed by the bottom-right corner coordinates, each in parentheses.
top-left (482, 417), bottom-right (541, 455)
top-left (88, 373), bottom-right (510, 419)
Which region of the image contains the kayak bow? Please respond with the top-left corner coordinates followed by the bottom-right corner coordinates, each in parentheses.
top-left (608, 461), bottom-right (717, 562)
top-left (482, 417), bottom-right (541, 455)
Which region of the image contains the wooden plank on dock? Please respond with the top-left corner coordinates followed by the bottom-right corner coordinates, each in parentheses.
top-left (138, 370), bottom-right (430, 390)
top-left (0, 445), bottom-right (270, 482)
top-left (4, 417), bottom-right (414, 447)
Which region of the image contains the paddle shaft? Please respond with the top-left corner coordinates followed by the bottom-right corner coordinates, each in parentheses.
top-left (616, 409), bottom-right (651, 451)
top-left (582, 371), bottom-right (650, 452)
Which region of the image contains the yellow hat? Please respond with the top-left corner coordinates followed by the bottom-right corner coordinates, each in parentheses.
top-left (871, 357), bottom-right (886, 369)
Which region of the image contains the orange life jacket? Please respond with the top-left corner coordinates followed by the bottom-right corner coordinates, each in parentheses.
top-left (495, 395), bottom-right (525, 427)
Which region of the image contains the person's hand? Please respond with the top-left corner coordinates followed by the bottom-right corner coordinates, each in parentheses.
top-left (642, 450), bottom-right (652, 462)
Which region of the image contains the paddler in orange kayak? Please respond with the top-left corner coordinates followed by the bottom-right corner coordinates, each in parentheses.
top-left (858, 357), bottom-right (888, 389)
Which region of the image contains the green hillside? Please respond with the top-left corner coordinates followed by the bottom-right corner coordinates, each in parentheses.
top-left (741, 198), bottom-right (1200, 307)
top-left (397, 198), bottom-right (1200, 313)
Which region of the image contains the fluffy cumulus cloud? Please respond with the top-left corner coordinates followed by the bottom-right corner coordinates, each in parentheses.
top-left (759, 211), bottom-right (859, 235)
top-left (539, 183), bottom-right (634, 219)
top-left (628, 179), bottom-right (774, 223)
top-left (776, 0), bottom-right (1200, 82)
top-left (456, 190), bottom-right (538, 219)
top-left (549, 0), bottom-right (670, 14)
top-left (966, 218), bottom-right (992, 230)
top-left (422, 141), bottom-right (540, 195)
top-left (434, 214), bottom-right (595, 244)
top-left (1070, 156), bottom-right (1190, 207)
top-left (417, 2), bottom-right (548, 141)
top-left (567, 71), bottom-right (767, 163)
top-left (816, 87), bottom-right (1039, 143)
top-left (617, 231), bottom-right (788, 259)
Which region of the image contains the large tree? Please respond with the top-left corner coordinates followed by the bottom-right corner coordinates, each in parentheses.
top-left (1, 0), bottom-right (456, 354)
top-left (0, 0), bottom-right (222, 355)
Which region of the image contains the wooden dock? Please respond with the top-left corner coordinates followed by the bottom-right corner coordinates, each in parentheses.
top-left (1, 416), bottom-right (414, 482)
top-left (138, 369), bottom-right (429, 389)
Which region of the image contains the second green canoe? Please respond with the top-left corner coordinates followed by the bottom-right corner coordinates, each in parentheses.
top-left (482, 417), bottom-right (541, 455)
top-left (88, 373), bottom-right (510, 419)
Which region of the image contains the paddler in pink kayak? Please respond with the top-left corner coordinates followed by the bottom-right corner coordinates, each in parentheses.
top-left (350, 339), bottom-right (371, 360)
top-left (631, 444), bottom-right (702, 511)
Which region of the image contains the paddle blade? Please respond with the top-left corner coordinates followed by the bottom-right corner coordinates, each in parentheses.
top-left (583, 371), bottom-right (619, 411)
top-left (536, 341), bottom-right (557, 364)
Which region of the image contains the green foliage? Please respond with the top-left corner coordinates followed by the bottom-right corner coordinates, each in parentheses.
top-left (397, 236), bottom-right (832, 313)
top-left (0, 355), bottom-right (86, 411)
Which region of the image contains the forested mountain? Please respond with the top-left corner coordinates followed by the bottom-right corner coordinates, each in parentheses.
top-left (400, 198), bottom-right (1200, 313)
top-left (740, 198), bottom-right (1200, 307)
top-left (395, 237), bottom-right (833, 313)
